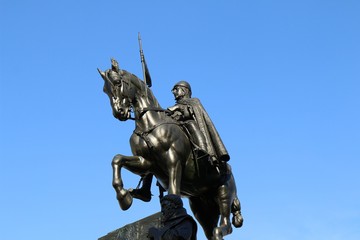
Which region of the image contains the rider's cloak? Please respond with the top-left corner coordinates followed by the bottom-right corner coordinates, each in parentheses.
top-left (177, 98), bottom-right (230, 162)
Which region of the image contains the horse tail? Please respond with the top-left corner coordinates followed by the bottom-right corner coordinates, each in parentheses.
top-left (231, 197), bottom-right (243, 228)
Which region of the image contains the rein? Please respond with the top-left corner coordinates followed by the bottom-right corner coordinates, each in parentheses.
top-left (133, 120), bottom-right (180, 149)
top-left (136, 107), bottom-right (170, 120)
top-left (133, 108), bottom-right (178, 150)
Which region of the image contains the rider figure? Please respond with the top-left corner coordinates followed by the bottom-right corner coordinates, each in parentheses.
top-left (130, 81), bottom-right (230, 202)
top-left (168, 81), bottom-right (230, 163)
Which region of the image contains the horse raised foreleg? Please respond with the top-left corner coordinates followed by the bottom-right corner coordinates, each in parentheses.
top-left (112, 154), bottom-right (152, 210)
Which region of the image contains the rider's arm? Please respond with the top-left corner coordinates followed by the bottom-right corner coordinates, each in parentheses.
top-left (168, 104), bottom-right (192, 121)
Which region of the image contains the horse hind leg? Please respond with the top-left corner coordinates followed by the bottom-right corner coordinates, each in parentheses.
top-left (189, 196), bottom-right (219, 240)
top-left (214, 172), bottom-right (244, 239)
top-left (213, 184), bottom-right (233, 240)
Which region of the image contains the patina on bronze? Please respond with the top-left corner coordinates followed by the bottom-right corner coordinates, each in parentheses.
top-left (98, 43), bottom-right (243, 240)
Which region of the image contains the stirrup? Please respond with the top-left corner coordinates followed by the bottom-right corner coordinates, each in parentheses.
top-left (194, 147), bottom-right (209, 160)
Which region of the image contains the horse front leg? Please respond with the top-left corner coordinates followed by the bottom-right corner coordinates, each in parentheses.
top-left (166, 150), bottom-right (182, 195)
top-left (112, 154), bottom-right (152, 210)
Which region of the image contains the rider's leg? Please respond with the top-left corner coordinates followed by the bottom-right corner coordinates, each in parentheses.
top-left (185, 121), bottom-right (210, 161)
top-left (185, 121), bottom-right (207, 152)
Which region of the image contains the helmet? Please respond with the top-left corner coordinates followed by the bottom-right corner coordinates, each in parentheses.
top-left (173, 80), bottom-right (192, 93)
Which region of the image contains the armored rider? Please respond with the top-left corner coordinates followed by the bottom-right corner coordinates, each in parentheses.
top-left (130, 81), bottom-right (230, 202)
top-left (167, 81), bottom-right (230, 163)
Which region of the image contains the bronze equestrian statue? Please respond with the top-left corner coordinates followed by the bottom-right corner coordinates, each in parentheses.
top-left (98, 58), bottom-right (243, 240)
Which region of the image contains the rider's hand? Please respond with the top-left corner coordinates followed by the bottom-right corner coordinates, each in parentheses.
top-left (167, 106), bottom-right (180, 113)
top-left (171, 111), bottom-right (183, 121)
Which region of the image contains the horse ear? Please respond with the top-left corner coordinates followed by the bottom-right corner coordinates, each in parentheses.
top-left (111, 58), bottom-right (121, 73)
top-left (97, 68), bottom-right (106, 80)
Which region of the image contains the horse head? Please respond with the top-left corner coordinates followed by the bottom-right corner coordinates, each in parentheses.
top-left (98, 59), bottom-right (137, 121)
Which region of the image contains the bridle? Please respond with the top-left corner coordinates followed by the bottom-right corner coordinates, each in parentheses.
top-left (105, 69), bottom-right (171, 122)
top-left (105, 70), bottom-right (135, 121)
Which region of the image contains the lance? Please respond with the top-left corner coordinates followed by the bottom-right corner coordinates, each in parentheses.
top-left (138, 32), bottom-right (152, 88)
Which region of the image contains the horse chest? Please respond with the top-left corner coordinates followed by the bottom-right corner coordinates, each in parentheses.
top-left (130, 133), bottom-right (153, 157)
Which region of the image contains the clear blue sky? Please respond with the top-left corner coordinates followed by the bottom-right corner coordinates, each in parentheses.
top-left (1, 1), bottom-right (359, 239)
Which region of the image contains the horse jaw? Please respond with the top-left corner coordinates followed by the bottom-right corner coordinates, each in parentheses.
top-left (112, 99), bottom-right (131, 121)
top-left (113, 109), bottom-right (130, 121)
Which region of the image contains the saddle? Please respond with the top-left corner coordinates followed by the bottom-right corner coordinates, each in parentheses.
top-left (132, 117), bottom-right (227, 177)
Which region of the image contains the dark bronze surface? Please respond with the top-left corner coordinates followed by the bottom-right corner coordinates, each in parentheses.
top-left (99, 212), bottom-right (162, 240)
top-left (98, 57), bottom-right (243, 239)
top-left (148, 194), bottom-right (197, 240)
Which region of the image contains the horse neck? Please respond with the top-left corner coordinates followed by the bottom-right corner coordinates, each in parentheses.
top-left (133, 88), bottom-right (165, 131)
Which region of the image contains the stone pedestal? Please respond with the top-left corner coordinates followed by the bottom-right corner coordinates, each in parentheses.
top-left (99, 212), bottom-right (162, 240)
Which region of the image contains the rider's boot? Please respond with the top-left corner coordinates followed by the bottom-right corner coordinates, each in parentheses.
top-left (185, 121), bottom-right (209, 160)
top-left (193, 131), bottom-right (210, 160)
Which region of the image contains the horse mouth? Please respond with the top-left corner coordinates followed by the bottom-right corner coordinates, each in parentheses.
top-left (113, 110), bottom-right (130, 121)
top-left (114, 112), bottom-right (128, 121)
top-left (117, 116), bottom-right (128, 121)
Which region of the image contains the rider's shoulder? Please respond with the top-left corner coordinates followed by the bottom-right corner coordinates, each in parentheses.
top-left (180, 98), bottom-right (201, 105)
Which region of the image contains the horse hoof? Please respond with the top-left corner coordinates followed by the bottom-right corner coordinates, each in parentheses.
top-left (129, 188), bottom-right (152, 202)
top-left (212, 227), bottom-right (223, 240)
top-left (232, 212), bottom-right (243, 228)
top-left (117, 189), bottom-right (133, 210)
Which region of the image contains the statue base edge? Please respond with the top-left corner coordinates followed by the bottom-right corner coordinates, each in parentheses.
top-left (99, 212), bottom-right (162, 240)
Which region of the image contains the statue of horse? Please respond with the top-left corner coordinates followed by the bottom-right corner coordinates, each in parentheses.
top-left (98, 58), bottom-right (243, 240)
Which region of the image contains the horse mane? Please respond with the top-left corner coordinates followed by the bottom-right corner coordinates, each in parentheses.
top-left (121, 69), bottom-right (161, 108)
